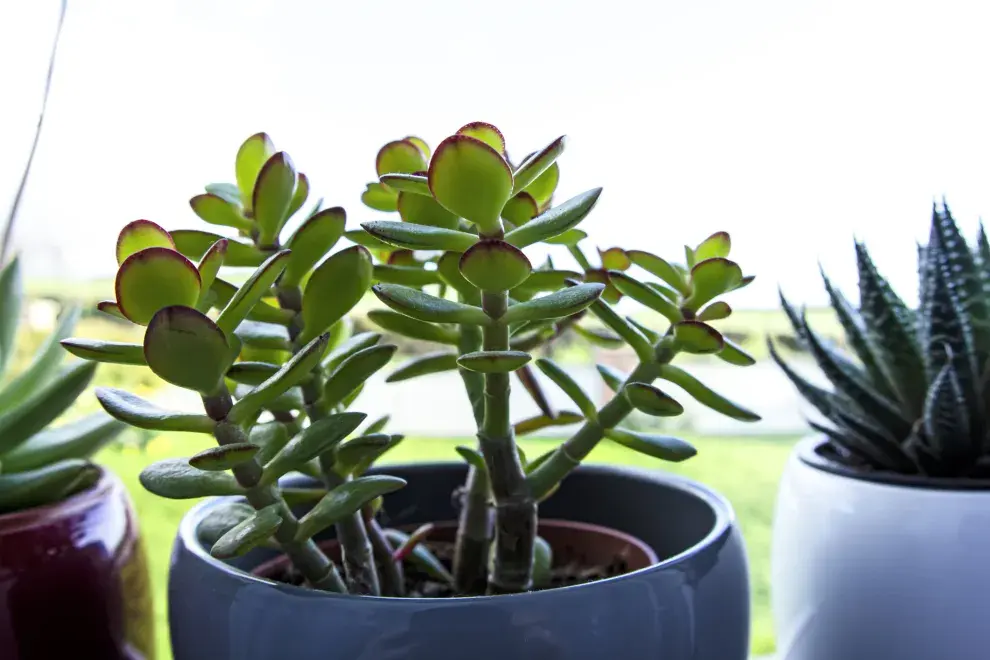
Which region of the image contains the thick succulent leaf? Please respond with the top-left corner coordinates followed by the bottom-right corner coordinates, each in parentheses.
top-left (144, 306), bottom-right (229, 394)
top-left (211, 504), bottom-right (283, 559)
top-left (204, 182), bottom-right (243, 206)
top-left (115, 248), bottom-right (201, 325)
top-left (372, 284), bottom-right (489, 325)
top-left (626, 250), bottom-right (690, 295)
top-left (189, 194), bottom-right (252, 232)
top-left (0, 361), bottom-right (97, 455)
top-left (501, 192), bottom-right (540, 226)
top-left (140, 458), bottom-right (245, 499)
top-left (0, 305), bottom-right (79, 409)
top-left (95, 387), bottom-right (215, 433)
top-left (523, 162), bottom-right (560, 206)
top-left (685, 258), bottom-right (743, 310)
top-left (189, 443), bottom-right (259, 471)
top-left (457, 121), bottom-right (506, 153)
top-left (717, 338), bottom-right (756, 366)
top-left (286, 172), bottom-right (310, 220)
top-left (295, 475), bottom-right (407, 541)
top-left (235, 132), bottom-right (275, 208)
top-left (361, 182), bottom-right (399, 212)
top-left (249, 421), bottom-right (291, 465)
top-left (514, 410), bottom-right (584, 436)
top-left (587, 298), bottom-right (655, 363)
top-left (281, 207), bottom-right (347, 287)
top-left (334, 433), bottom-right (394, 476)
top-left (96, 301), bottom-right (127, 320)
top-left (372, 264), bottom-right (443, 287)
top-left (623, 382), bottom-right (684, 416)
top-left (0, 256), bottom-right (22, 378)
top-left (362, 414), bottom-right (391, 435)
top-left (459, 240), bottom-right (532, 293)
top-left (515, 363), bottom-right (555, 418)
top-left (380, 173), bottom-right (431, 196)
top-left (0, 459), bottom-right (101, 512)
top-left (322, 345), bottom-right (397, 410)
top-left (672, 321), bottom-right (724, 354)
top-left (657, 364), bottom-right (760, 421)
top-left (534, 358), bottom-right (597, 419)
top-left (261, 413), bottom-right (366, 484)
top-left (235, 320), bottom-right (290, 351)
top-left (171, 230), bottom-right (271, 268)
top-left (226, 361), bottom-right (279, 386)
top-left (428, 134), bottom-right (513, 234)
top-left (503, 188), bottom-right (602, 249)
top-left (435, 252), bottom-right (476, 298)
top-left (396, 192), bottom-right (460, 230)
top-left (0, 414), bottom-right (125, 474)
top-left (210, 278), bottom-right (292, 324)
top-left (215, 250), bottom-right (290, 336)
top-left (361, 220), bottom-right (478, 253)
top-left (115, 220), bottom-right (175, 264)
top-left (321, 332), bottom-right (382, 373)
top-left (626, 317), bottom-right (661, 344)
top-left (545, 229), bottom-right (588, 246)
top-left (196, 240), bottom-right (228, 308)
top-left (229, 333), bottom-right (331, 424)
top-left (458, 350), bottom-right (531, 373)
top-left (502, 283), bottom-right (604, 324)
top-left (856, 241), bottom-right (926, 414)
top-left (196, 501), bottom-right (256, 549)
top-left (300, 246), bottom-right (373, 345)
top-left (516, 270), bottom-right (583, 295)
top-left (377, 139), bottom-right (429, 177)
top-left (383, 528), bottom-right (454, 585)
top-left (923, 360), bottom-right (972, 465)
top-left (698, 301), bottom-right (731, 322)
top-left (386, 351), bottom-right (458, 383)
top-left (512, 136), bottom-right (565, 194)
top-left (605, 428), bottom-right (696, 462)
top-left (455, 445), bottom-right (488, 474)
top-left (596, 364), bottom-right (627, 392)
top-left (609, 271), bottom-right (681, 323)
top-left (572, 324), bottom-right (625, 348)
top-left (693, 232), bottom-right (731, 261)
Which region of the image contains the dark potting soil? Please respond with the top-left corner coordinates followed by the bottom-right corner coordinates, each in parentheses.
top-left (257, 538), bottom-right (637, 597)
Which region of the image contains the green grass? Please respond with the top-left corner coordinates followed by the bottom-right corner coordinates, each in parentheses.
top-left (97, 433), bottom-right (795, 659)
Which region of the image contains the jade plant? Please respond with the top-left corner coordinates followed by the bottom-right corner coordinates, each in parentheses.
top-left (64, 124), bottom-right (759, 598)
top-left (771, 201), bottom-right (990, 478)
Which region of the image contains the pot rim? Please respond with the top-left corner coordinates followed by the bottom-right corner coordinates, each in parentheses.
top-left (0, 465), bottom-right (117, 534)
top-left (797, 435), bottom-right (990, 491)
top-left (178, 461), bottom-right (737, 603)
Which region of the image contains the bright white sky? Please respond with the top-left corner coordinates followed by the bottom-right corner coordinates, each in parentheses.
top-left (2, 0), bottom-right (989, 309)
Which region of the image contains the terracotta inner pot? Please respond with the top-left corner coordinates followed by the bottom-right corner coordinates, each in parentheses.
top-left (252, 519), bottom-right (658, 588)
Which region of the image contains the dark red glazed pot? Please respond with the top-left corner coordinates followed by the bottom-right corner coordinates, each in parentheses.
top-left (0, 467), bottom-right (154, 659)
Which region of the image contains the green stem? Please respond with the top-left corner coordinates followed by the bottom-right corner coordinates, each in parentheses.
top-left (203, 388), bottom-right (345, 592)
top-left (363, 504), bottom-right (404, 597)
top-left (479, 290), bottom-right (536, 594)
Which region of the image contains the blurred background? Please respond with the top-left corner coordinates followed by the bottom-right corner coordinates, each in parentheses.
top-left (3, 1), bottom-right (989, 657)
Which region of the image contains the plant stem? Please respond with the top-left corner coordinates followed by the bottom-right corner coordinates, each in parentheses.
top-left (452, 316), bottom-right (493, 595)
top-left (203, 388), bottom-right (345, 592)
top-left (479, 290), bottom-right (536, 594)
top-left (277, 284), bottom-right (381, 596)
top-left (1, 0), bottom-right (66, 263)
top-left (363, 504), bottom-right (405, 597)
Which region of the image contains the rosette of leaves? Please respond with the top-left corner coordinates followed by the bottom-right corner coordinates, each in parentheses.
top-left (0, 255), bottom-right (125, 512)
top-left (771, 201), bottom-right (990, 478)
top-left (61, 204), bottom-right (407, 594)
top-left (360, 122), bottom-right (761, 595)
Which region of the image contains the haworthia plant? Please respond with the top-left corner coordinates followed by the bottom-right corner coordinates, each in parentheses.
top-left (772, 201), bottom-right (990, 479)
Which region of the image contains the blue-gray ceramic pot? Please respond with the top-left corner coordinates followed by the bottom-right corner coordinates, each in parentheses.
top-left (169, 462), bottom-right (750, 660)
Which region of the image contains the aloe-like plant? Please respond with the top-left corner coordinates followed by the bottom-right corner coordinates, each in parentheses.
top-left (771, 201), bottom-right (990, 478)
top-left (66, 124), bottom-right (759, 598)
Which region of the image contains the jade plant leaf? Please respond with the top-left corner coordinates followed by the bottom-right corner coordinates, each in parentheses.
top-left (189, 443), bottom-right (259, 471)
top-left (334, 433), bottom-right (393, 475)
top-left (300, 246), bottom-right (373, 345)
top-left (512, 136), bottom-right (566, 195)
top-left (229, 333), bottom-right (331, 424)
top-left (323, 345), bottom-right (397, 409)
top-left (501, 193), bottom-right (539, 226)
top-left (544, 229), bottom-right (587, 245)
top-left (0, 459), bottom-right (101, 512)
top-left (140, 458), bottom-right (245, 499)
top-left (372, 284), bottom-right (489, 325)
top-left (260, 412), bottom-right (366, 485)
top-left (596, 363), bottom-right (627, 392)
top-left (189, 195), bottom-right (252, 232)
top-left (626, 250), bottom-right (690, 294)
top-left (196, 239), bottom-right (228, 306)
top-left (281, 208), bottom-right (347, 287)
top-left (144, 306), bottom-right (230, 394)
top-left (587, 298), bottom-right (654, 363)
top-left (609, 271), bottom-right (682, 323)
top-left (717, 338), bottom-right (756, 366)
top-left (234, 320), bottom-right (290, 351)
top-left (197, 501), bottom-right (255, 549)
top-left (250, 422), bottom-right (291, 465)
top-left (115, 247), bottom-right (201, 325)
top-left (672, 320), bottom-right (724, 354)
top-left (367, 310), bottom-right (458, 344)
top-left (377, 140), bottom-right (429, 178)
top-left (600, 248), bottom-right (631, 271)
top-left (502, 283), bottom-right (604, 324)
top-left (698, 301), bottom-right (732, 322)
top-left (210, 504), bottom-right (283, 559)
top-left (386, 351), bottom-right (459, 383)
top-left (503, 188), bottom-right (602, 249)
top-left (115, 220), bottom-right (175, 265)
top-left (96, 300), bottom-right (126, 320)
top-left (171, 230), bottom-right (271, 268)
top-left (253, 152), bottom-right (297, 245)
top-left (361, 220), bottom-right (478, 253)
top-left (605, 428), bottom-right (697, 462)
top-left (694, 232), bottom-right (731, 261)
top-left (623, 382), bottom-right (684, 416)
top-left (534, 358), bottom-right (597, 419)
top-left (204, 182), bottom-right (242, 206)
top-left (287, 173), bottom-right (310, 219)
top-left (458, 350), bottom-right (531, 373)
top-left (397, 192), bottom-right (460, 230)
top-left (95, 387), bottom-right (216, 433)
top-left (459, 240), bottom-right (532, 292)
top-left (361, 182), bottom-right (399, 212)
top-left (428, 134), bottom-right (513, 235)
top-left (0, 413), bottom-right (125, 474)
top-left (514, 410), bottom-right (584, 436)
top-left (321, 332), bottom-right (383, 373)
top-left (210, 279), bottom-right (292, 325)
top-left (226, 361), bottom-right (279, 386)
top-left (235, 132), bottom-right (276, 208)
top-left (405, 136), bottom-right (430, 158)
top-left (457, 121), bottom-right (506, 154)
top-left (657, 364), bottom-right (761, 421)
top-left (295, 475), bottom-right (407, 541)
top-left (215, 250), bottom-right (290, 336)
top-left (380, 173), bottom-right (431, 196)
top-left (522, 162), bottom-right (560, 207)
top-left (373, 264), bottom-right (442, 287)
top-left (686, 258), bottom-right (743, 310)
top-left (435, 252), bottom-right (476, 298)
top-left (533, 535), bottom-right (553, 587)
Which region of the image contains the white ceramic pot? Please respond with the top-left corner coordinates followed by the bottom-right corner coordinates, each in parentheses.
top-left (771, 436), bottom-right (990, 660)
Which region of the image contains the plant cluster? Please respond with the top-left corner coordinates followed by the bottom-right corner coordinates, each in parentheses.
top-left (772, 201), bottom-right (990, 478)
top-left (65, 123), bottom-right (759, 597)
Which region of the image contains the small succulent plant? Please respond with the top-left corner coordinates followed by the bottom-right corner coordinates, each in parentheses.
top-left (0, 255), bottom-right (125, 512)
top-left (65, 125), bottom-right (759, 598)
top-left (771, 201), bottom-right (990, 478)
